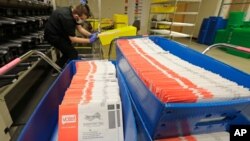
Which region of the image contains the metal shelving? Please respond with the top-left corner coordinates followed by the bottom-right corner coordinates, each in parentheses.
top-left (148, 0), bottom-right (202, 39)
top-left (151, 21), bottom-right (195, 26)
top-left (150, 29), bottom-right (191, 37)
top-left (150, 11), bottom-right (199, 15)
top-left (151, 0), bottom-right (201, 4)
top-left (218, 0), bottom-right (250, 17)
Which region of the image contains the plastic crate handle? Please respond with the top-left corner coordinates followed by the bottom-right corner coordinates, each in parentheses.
top-left (202, 43), bottom-right (250, 54)
top-left (0, 50), bottom-right (62, 75)
top-left (236, 46), bottom-right (250, 53)
top-left (0, 58), bottom-right (21, 75)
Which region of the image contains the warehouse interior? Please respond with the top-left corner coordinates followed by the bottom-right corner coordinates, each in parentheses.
top-left (0, 0), bottom-right (250, 141)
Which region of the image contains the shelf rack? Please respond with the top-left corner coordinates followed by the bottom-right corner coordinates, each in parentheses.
top-left (148, 0), bottom-right (202, 39)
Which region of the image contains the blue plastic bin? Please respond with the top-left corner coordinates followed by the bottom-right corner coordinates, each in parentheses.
top-left (205, 17), bottom-right (227, 45)
top-left (118, 68), bottom-right (154, 141)
top-left (17, 60), bottom-right (137, 141)
top-left (197, 30), bottom-right (208, 44)
top-left (198, 17), bottom-right (227, 45)
top-left (197, 18), bottom-right (210, 44)
top-left (116, 36), bottom-right (250, 139)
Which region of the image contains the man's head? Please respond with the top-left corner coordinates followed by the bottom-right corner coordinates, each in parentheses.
top-left (72, 4), bottom-right (90, 24)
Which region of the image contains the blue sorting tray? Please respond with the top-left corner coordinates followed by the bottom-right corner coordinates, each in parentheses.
top-left (117, 68), bottom-right (152, 141)
top-left (116, 36), bottom-right (250, 139)
top-left (17, 60), bottom-right (137, 141)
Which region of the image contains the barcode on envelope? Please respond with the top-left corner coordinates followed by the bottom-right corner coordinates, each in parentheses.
top-left (108, 104), bottom-right (121, 129)
top-left (117, 104), bottom-right (121, 127)
top-left (108, 104), bottom-right (115, 129)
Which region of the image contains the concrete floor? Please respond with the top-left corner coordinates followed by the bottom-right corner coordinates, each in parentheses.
top-left (175, 38), bottom-right (250, 74)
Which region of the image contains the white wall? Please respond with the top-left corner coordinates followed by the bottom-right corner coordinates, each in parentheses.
top-left (88, 0), bottom-right (125, 19)
top-left (126, 0), bottom-right (150, 34)
top-left (218, 0), bottom-right (232, 18)
top-left (54, 0), bottom-right (125, 19)
top-left (246, 5), bottom-right (250, 20)
top-left (127, 0), bottom-right (135, 25)
top-left (139, 0), bottom-right (150, 34)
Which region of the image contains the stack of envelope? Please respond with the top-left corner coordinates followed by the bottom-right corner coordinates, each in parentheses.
top-left (58, 60), bottom-right (123, 141)
top-left (117, 37), bottom-right (250, 103)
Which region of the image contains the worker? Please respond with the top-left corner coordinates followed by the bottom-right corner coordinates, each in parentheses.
top-left (44, 2), bottom-right (98, 70)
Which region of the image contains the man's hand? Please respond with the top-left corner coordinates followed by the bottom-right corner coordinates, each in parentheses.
top-left (89, 32), bottom-right (99, 38)
top-left (89, 33), bottom-right (98, 43)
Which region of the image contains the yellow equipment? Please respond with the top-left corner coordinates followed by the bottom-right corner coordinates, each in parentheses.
top-left (113, 14), bottom-right (129, 29)
top-left (98, 26), bottom-right (137, 59)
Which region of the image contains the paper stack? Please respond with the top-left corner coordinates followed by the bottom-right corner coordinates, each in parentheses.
top-left (58, 60), bottom-right (123, 141)
top-left (117, 37), bottom-right (250, 103)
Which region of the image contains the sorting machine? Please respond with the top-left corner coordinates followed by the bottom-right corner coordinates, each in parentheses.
top-left (0, 1), bottom-right (53, 140)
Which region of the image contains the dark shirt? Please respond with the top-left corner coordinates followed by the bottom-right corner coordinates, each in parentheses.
top-left (45, 7), bottom-right (77, 42)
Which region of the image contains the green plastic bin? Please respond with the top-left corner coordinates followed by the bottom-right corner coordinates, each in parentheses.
top-left (227, 12), bottom-right (245, 29)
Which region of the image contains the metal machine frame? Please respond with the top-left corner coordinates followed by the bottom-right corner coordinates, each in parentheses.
top-left (0, 50), bottom-right (61, 140)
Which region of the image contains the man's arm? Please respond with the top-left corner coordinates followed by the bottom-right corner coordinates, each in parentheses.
top-left (76, 25), bottom-right (91, 37)
top-left (69, 36), bottom-right (90, 44)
